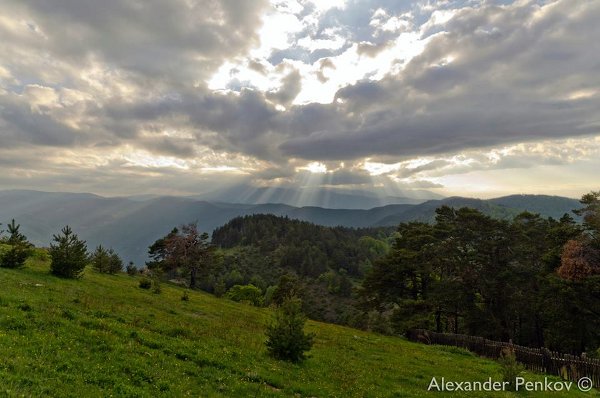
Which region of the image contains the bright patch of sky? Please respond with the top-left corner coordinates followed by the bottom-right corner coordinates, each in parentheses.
top-left (208, 0), bottom-right (431, 104)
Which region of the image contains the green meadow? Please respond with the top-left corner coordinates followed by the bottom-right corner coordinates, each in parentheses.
top-left (0, 252), bottom-right (597, 397)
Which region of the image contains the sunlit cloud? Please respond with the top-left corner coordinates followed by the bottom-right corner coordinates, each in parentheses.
top-left (298, 161), bottom-right (328, 174)
top-left (0, 0), bottom-right (599, 201)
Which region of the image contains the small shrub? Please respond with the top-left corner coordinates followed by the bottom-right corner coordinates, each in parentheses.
top-left (499, 347), bottom-right (523, 390)
top-left (32, 248), bottom-right (50, 262)
top-left (181, 291), bottom-right (190, 301)
top-left (265, 298), bottom-right (314, 362)
top-left (139, 278), bottom-right (152, 289)
top-left (263, 285), bottom-right (277, 306)
top-left (366, 310), bottom-right (393, 335)
top-left (152, 279), bottom-right (161, 294)
top-left (0, 245), bottom-right (30, 269)
top-left (126, 262), bottom-right (137, 276)
top-left (62, 309), bottom-right (76, 320)
top-left (0, 220), bottom-right (31, 269)
top-left (225, 284), bottom-right (263, 306)
top-left (214, 279), bottom-right (226, 298)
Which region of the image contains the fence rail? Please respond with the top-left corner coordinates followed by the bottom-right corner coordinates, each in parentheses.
top-left (407, 329), bottom-right (600, 388)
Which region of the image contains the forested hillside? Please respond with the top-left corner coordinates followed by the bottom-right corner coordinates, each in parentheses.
top-left (208, 215), bottom-right (393, 324)
top-left (361, 193), bottom-right (600, 356)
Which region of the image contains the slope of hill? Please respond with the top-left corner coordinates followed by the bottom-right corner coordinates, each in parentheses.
top-left (1, 257), bottom-right (592, 397)
top-left (209, 214), bottom-right (393, 324)
top-left (489, 194), bottom-right (582, 219)
top-left (0, 190), bottom-right (582, 264)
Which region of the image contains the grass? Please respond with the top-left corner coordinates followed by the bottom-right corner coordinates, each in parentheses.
top-left (0, 253), bottom-right (597, 397)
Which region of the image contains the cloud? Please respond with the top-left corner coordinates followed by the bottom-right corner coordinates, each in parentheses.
top-left (266, 69), bottom-right (302, 107)
top-left (1, 0), bottom-right (268, 83)
top-left (280, 0), bottom-right (600, 160)
top-left (0, 0), bottom-right (599, 199)
top-left (356, 40), bottom-right (393, 57)
top-left (399, 180), bottom-right (444, 189)
top-left (395, 160), bottom-right (452, 178)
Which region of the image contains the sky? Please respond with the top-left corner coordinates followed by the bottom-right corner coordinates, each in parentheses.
top-left (0, 0), bottom-right (598, 201)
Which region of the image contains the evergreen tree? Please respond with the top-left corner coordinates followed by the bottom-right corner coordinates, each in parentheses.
top-left (147, 223), bottom-right (216, 288)
top-left (271, 273), bottom-right (302, 305)
top-left (574, 191), bottom-right (600, 247)
top-left (0, 219), bottom-right (31, 269)
top-left (126, 261), bottom-right (137, 276)
top-left (91, 245), bottom-right (123, 274)
top-left (108, 249), bottom-right (124, 274)
top-left (265, 297), bottom-right (314, 362)
top-left (91, 245), bottom-right (111, 273)
top-left (49, 226), bottom-right (88, 279)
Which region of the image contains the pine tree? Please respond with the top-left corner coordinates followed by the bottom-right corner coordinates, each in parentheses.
top-left (265, 297), bottom-right (314, 362)
top-left (49, 226), bottom-right (88, 279)
top-left (126, 261), bottom-right (137, 276)
top-left (91, 245), bottom-right (111, 273)
top-left (108, 249), bottom-right (123, 274)
top-left (147, 223), bottom-right (215, 288)
top-left (0, 219), bottom-right (31, 269)
top-left (91, 245), bottom-right (123, 274)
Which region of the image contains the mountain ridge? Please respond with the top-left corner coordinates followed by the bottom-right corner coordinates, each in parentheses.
top-left (0, 190), bottom-right (582, 265)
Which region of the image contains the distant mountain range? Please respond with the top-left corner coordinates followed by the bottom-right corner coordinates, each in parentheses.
top-left (0, 190), bottom-right (582, 265)
top-left (190, 184), bottom-right (444, 209)
top-left (123, 185), bottom-right (442, 208)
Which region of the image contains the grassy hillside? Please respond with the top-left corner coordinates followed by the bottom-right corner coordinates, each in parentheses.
top-left (0, 255), bottom-right (596, 397)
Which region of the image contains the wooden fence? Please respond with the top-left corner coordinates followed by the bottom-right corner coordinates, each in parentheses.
top-left (407, 329), bottom-right (600, 388)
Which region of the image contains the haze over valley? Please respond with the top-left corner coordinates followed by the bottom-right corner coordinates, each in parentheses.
top-left (0, 189), bottom-right (582, 264)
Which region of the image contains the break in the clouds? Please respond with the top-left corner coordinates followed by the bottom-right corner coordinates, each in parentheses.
top-left (0, 0), bottom-right (598, 200)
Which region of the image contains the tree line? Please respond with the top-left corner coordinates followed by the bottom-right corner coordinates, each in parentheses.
top-left (360, 191), bottom-right (600, 355)
top-left (0, 223), bottom-right (126, 278)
